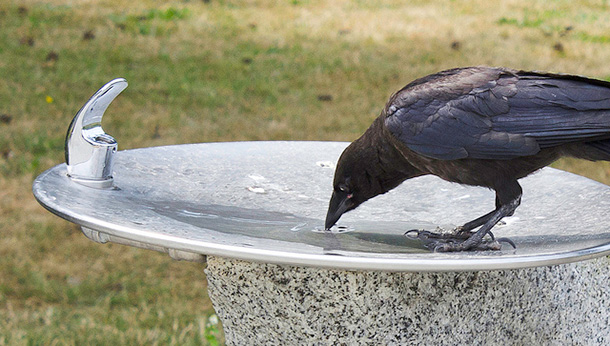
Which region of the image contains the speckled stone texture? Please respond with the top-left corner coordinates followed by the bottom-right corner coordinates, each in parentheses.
top-left (205, 255), bottom-right (610, 345)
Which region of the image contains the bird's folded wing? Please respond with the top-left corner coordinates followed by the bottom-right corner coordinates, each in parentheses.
top-left (385, 71), bottom-right (610, 160)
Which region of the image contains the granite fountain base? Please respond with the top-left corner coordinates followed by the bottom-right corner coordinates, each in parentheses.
top-left (205, 256), bottom-right (609, 345)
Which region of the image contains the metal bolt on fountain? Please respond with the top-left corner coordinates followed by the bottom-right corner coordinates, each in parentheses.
top-left (33, 80), bottom-right (610, 344)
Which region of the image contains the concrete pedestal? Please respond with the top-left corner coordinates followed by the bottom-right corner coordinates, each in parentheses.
top-left (206, 255), bottom-right (610, 345)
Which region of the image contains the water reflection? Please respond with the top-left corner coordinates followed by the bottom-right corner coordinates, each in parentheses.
top-left (142, 199), bottom-right (610, 257)
top-left (146, 199), bottom-right (429, 254)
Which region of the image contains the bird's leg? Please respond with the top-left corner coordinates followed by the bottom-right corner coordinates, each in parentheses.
top-left (452, 209), bottom-right (496, 235)
top-left (433, 198), bottom-right (519, 252)
top-left (407, 181), bottom-right (522, 252)
top-left (452, 194), bottom-right (503, 234)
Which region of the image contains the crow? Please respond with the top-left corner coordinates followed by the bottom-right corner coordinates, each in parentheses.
top-left (324, 66), bottom-right (610, 252)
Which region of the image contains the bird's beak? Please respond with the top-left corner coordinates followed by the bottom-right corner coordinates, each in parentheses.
top-left (325, 191), bottom-right (351, 230)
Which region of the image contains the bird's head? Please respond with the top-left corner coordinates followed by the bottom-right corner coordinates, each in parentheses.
top-left (324, 115), bottom-right (421, 230)
top-left (324, 141), bottom-right (384, 230)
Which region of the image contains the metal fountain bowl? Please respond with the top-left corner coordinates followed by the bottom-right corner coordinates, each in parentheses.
top-left (33, 79), bottom-right (610, 272)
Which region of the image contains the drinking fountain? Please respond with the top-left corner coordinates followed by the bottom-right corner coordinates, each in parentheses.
top-left (33, 79), bottom-right (610, 344)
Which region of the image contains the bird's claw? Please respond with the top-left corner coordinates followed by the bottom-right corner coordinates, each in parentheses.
top-left (405, 228), bottom-right (475, 241)
top-left (494, 237), bottom-right (517, 249)
top-left (405, 229), bottom-right (516, 252)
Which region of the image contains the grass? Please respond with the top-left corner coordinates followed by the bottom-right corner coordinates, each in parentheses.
top-left (1, 0), bottom-right (609, 344)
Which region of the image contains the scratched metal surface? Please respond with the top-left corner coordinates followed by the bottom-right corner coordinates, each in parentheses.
top-left (33, 141), bottom-right (610, 271)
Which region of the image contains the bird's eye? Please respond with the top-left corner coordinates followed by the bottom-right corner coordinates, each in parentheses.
top-left (338, 184), bottom-right (353, 199)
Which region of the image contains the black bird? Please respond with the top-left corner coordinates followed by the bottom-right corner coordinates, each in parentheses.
top-left (325, 66), bottom-right (610, 252)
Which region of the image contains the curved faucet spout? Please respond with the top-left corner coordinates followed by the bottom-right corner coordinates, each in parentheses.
top-left (65, 78), bottom-right (128, 188)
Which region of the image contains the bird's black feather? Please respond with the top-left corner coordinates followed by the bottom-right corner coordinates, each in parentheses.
top-left (385, 67), bottom-right (610, 160)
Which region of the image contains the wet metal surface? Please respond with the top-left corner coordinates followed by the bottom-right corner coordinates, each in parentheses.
top-left (33, 141), bottom-right (610, 271)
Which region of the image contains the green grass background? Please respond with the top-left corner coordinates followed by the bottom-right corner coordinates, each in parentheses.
top-left (1, 0), bottom-right (609, 344)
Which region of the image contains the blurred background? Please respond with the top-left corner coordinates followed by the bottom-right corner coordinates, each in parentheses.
top-left (1, 0), bottom-right (609, 344)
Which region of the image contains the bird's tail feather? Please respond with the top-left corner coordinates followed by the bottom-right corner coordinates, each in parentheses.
top-left (583, 139), bottom-right (610, 160)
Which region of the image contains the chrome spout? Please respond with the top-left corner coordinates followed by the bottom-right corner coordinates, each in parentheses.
top-left (65, 78), bottom-right (127, 188)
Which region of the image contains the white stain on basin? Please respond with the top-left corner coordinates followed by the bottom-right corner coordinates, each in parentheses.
top-left (247, 186), bottom-right (266, 194)
top-left (290, 222), bottom-right (308, 232)
top-left (248, 174), bottom-right (266, 182)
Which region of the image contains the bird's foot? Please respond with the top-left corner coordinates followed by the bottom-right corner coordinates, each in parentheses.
top-left (429, 238), bottom-right (503, 252)
top-left (405, 228), bottom-right (516, 252)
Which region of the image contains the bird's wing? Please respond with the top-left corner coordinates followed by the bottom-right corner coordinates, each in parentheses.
top-left (493, 73), bottom-right (610, 148)
top-left (384, 68), bottom-right (610, 160)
